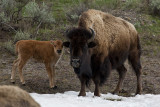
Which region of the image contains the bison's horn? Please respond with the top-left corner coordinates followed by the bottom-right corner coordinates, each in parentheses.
top-left (88, 28), bottom-right (95, 42)
top-left (64, 29), bottom-right (70, 41)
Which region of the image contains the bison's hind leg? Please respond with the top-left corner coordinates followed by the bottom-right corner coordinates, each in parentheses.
top-left (113, 65), bottom-right (127, 94)
top-left (128, 49), bottom-right (142, 94)
top-left (11, 58), bottom-right (20, 83)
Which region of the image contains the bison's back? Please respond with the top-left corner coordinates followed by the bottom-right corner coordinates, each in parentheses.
top-left (16, 40), bottom-right (55, 61)
top-left (0, 85), bottom-right (40, 107)
top-left (16, 40), bottom-right (36, 56)
top-left (79, 9), bottom-right (138, 55)
top-left (32, 41), bottom-right (55, 61)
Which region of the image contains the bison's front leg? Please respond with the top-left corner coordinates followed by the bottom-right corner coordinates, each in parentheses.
top-left (78, 77), bottom-right (86, 96)
top-left (93, 77), bottom-right (100, 96)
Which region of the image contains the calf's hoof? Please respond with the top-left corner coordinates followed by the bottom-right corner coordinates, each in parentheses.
top-left (10, 79), bottom-right (15, 84)
top-left (21, 82), bottom-right (26, 86)
top-left (51, 86), bottom-right (58, 89)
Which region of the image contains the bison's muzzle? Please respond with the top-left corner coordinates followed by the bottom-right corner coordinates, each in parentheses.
top-left (71, 58), bottom-right (81, 68)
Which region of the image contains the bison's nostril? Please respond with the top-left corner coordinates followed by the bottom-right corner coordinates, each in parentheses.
top-left (71, 59), bottom-right (81, 68)
top-left (57, 50), bottom-right (62, 54)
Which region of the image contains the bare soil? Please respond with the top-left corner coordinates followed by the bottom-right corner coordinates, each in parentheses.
top-left (0, 48), bottom-right (160, 96)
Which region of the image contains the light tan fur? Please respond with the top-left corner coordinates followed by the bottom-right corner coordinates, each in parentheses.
top-left (78, 9), bottom-right (138, 58)
top-left (0, 85), bottom-right (40, 107)
top-left (11, 40), bottom-right (63, 88)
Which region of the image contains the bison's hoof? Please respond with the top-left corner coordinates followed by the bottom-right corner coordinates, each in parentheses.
top-left (94, 93), bottom-right (100, 97)
top-left (135, 91), bottom-right (142, 95)
top-left (112, 91), bottom-right (119, 95)
top-left (78, 93), bottom-right (86, 97)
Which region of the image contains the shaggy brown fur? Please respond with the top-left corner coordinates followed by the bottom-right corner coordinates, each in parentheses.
top-left (0, 85), bottom-right (40, 107)
top-left (64, 9), bottom-right (142, 96)
top-left (78, 9), bottom-right (139, 57)
top-left (11, 40), bottom-right (63, 88)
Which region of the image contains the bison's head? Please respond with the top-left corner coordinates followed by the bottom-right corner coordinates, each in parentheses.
top-left (63, 28), bottom-right (96, 69)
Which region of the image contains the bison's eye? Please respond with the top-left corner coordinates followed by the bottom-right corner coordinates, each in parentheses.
top-left (88, 42), bottom-right (96, 48)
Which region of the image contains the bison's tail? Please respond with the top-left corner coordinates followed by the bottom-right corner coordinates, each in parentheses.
top-left (137, 34), bottom-right (141, 57)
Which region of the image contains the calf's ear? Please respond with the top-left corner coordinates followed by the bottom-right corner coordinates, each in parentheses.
top-left (63, 41), bottom-right (70, 47)
top-left (50, 40), bottom-right (55, 46)
top-left (88, 42), bottom-right (96, 48)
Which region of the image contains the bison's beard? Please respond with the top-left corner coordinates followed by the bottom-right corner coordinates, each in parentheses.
top-left (73, 54), bottom-right (92, 86)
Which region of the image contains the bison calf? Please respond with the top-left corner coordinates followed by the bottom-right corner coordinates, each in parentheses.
top-left (11, 40), bottom-right (63, 88)
top-left (0, 85), bottom-right (40, 107)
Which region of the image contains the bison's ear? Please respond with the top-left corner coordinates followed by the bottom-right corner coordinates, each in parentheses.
top-left (88, 42), bottom-right (96, 48)
top-left (63, 41), bottom-right (70, 48)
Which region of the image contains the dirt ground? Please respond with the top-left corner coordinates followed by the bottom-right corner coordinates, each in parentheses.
top-left (0, 45), bottom-right (160, 96)
top-left (0, 10), bottom-right (160, 97)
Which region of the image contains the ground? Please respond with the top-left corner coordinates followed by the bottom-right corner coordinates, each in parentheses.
top-left (0, 10), bottom-right (160, 97)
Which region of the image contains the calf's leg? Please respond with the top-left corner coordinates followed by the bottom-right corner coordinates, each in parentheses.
top-left (52, 66), bottom-right (57, 88)
top-left (18, 59), bottom-right (27, 85)
top-left (18, 54), bottom-right (30, 85)
top-left (11, 58), bottom-right (20, 83)
top-left (45, 63), bottom-right (55, 88)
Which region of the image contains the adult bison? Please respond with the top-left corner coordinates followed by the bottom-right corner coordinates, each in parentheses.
top-left (63, 9), bottom-right (142, 96)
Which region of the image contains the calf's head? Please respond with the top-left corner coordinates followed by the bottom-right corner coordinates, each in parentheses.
top-left (51, 40), bottom-right (63, 55)
top-left (63, 28), bottom-right (96, 69)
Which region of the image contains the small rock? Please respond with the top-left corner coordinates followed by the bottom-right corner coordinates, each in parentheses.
top-left (2, 62), bottom-right (6, 65)
top-left (141, 21), bottom-right (145, 26)
top-left (125, 17), bottom-right (131, 21)
top-left (152, 20), bottom-right (156, 24)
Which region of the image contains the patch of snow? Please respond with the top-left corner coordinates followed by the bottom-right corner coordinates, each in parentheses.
top-left (30, 91), bottom-right (160, 107)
